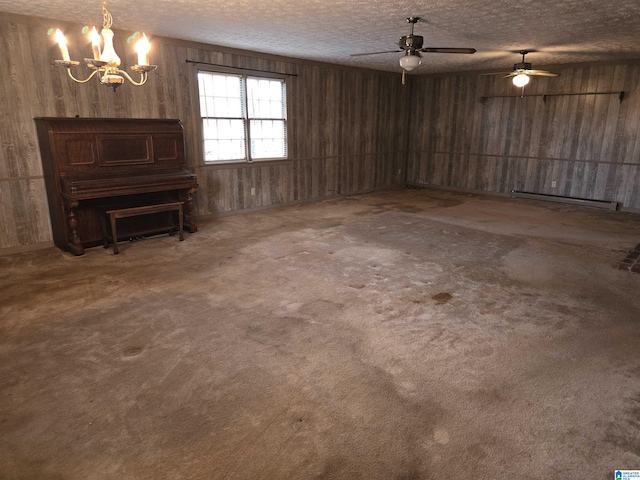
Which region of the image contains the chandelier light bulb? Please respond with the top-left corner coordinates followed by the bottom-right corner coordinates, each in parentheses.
top-left (135, 34), bottom-right (150, 66)
top-left (399, 53), bottom-right (421, 71)
top-left (89, 27), bottom-right (101, 60)
top-left (54, 29), bottom-right (70, 62)
top-left (512, 73), bottom-right (530, 87)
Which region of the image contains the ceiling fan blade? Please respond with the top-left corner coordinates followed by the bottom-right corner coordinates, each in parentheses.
top-left (526, 70), bottom-right (560, 77)
top-left (350, 50), bottom-right (401, 57)
top-left (420, 47), bottom-right (476, 54)
top-left (480, 71), bottom-right (515, 76)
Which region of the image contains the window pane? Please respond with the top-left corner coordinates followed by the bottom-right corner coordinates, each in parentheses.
top-left (199, 71), bottom-right (247, 162)
top-left (202, 118), bottom-right (246, 161)
top-left (250, 120), bottom-right (286, 159)
top-left (247, 77), bottom-right (285, 120)
top-left (198, 72), bottom-right (244, 118)
top-left (202, 119), bottom-right (218, 138)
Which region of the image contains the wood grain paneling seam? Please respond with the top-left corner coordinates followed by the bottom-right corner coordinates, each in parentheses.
top-left (413, 150), bottom-right (640, 166)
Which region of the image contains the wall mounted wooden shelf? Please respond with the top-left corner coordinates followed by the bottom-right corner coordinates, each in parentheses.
top-left (480, 91), bottom-right (625, 104)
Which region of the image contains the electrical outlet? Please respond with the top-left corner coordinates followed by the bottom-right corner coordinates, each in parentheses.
top-left (551, 181), bottom-right (557, 188)
top-left (251, 187), bottom-right (256, 195)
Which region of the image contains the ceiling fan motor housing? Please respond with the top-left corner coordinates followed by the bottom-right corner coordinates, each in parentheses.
top-left (400, 35), bottom-right (424, 51)
top-left (514, 62), bottom-right (532, 71)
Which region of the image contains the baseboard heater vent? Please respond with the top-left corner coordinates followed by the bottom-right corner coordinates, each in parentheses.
top-left (510, 191), bottom-right (618, 211)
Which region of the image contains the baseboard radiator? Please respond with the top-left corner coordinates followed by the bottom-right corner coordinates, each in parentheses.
top-left (510, 191), bottom-right (618, 211)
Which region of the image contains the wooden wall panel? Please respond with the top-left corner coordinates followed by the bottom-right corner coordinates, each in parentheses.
top-left (408, 62), bottom-right (640, 210)
top-left (0, 179), bottom-right (51, 249)
top-left (187, 54), bottom-right (410, 215)
top-left (0, 12), bottom-right (410, 251)
top-left (5, 10), bottom-right (636, 252)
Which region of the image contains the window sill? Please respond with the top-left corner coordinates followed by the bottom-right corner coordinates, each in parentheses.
top-left (198, 158), bottom-right (293, 170)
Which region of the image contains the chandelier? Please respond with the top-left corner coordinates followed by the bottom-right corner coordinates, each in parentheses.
top-left (53, 0), bottom-right (157, 91)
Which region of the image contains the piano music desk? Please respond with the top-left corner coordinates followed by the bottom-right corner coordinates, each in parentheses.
top-left (103, 201), bottom-right (184, 254)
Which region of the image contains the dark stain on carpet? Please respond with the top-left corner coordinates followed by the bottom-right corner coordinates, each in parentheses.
top-left (432, 292), bottom-right (453, 304)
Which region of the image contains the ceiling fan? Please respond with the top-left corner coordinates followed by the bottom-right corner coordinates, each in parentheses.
top-left (482, 50), bottom-right (559, 87)
top-left (351, 17), bottom-right (476, 73)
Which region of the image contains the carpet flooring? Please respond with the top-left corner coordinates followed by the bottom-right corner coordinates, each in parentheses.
top-left (1, 188), bottom-right (639, 479)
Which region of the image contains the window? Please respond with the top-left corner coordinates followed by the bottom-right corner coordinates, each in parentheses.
top-left (197, 71), bottom-right (288, 163)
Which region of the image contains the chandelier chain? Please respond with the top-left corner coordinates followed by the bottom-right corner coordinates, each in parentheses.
top-left (102, 0), bottom-right (113, 29)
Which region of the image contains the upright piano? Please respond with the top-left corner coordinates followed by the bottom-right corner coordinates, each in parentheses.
top-left (35, 117), bottom-right (198, 255)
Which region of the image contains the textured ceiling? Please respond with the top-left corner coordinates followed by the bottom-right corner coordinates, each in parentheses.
top-left (2, 0), bottom-right (640, 74)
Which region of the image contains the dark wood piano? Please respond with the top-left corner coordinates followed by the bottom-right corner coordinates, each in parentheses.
top-left (35, 117), bottom-right (198, 255)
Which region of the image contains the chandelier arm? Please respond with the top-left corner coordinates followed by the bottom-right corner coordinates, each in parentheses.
top-left (95, 68), bottom-right (111, 84)
top-left (66, 67), bottom-right (100, 84)
top-left (118, 69), bottom-right (149, 86)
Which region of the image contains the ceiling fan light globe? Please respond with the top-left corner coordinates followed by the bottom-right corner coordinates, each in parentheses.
top-left (399, 54), bottom-right (421, 71)
top-left (512, 73), bottom-right (530, 87)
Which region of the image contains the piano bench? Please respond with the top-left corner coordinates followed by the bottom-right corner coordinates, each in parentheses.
top-left (103, 201), bottom-right (184, 254)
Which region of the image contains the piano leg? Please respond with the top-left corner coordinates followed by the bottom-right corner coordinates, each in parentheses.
top-left (65, 203), bottom-right (85, 256)
top-left (184, 187), bottom-right (198, 233)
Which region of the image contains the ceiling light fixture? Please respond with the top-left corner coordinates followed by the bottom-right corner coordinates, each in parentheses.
top-left (52, 0), bottom-right (157, 91)
top-left (512, 73), bottom-right (530, 87)
top-left (399, 51), bottom-right (421, 71)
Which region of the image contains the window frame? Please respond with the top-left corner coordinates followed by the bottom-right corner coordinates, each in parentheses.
top-left (196, 68), bottom-right (289, 165)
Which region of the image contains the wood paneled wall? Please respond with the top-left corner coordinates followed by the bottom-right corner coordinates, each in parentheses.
top-left (190, 50), bottom-right (410, 214)
top-left (2, 10), bottom-right (638, 252)
top-left (0, 12), bottom-right (410, 251)
top-left (407, 63), bottom-right (640, 210)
